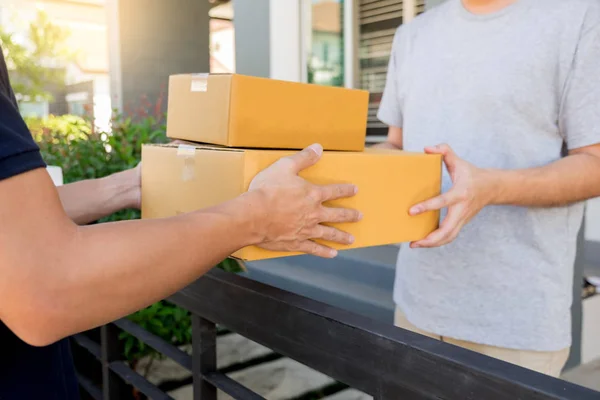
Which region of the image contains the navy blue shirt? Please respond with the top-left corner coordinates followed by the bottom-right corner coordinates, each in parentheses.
top-left (0, 49), bottom-right (80, 399)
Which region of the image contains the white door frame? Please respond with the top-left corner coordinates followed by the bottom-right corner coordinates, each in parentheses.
top-left (269, 0), bottom-right (303, 82)
top-left (270, 0), bottom-right (359, 88)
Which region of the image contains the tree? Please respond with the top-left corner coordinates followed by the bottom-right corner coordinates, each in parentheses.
top-left (0, 10), bottom-right (74, 103)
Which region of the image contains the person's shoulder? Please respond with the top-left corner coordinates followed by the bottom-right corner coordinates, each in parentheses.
top-left (397, 0), bottom-right (454, 41)
top-left (576, 0), bottom-right (600, 24)
top-left (531, 0), bottom-right (600, 21)
top-left (552, 0), bottom-right (600, 11)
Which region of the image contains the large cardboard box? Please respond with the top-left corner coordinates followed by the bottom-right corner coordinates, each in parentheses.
top-left (166, 74), bottom-right (369, 151)
top-left (142, 144), bottom-right (442, 261)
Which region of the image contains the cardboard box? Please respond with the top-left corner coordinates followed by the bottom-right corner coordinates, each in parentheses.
top-left (142, 144), bottom-right (442, 261)
top-left (166, 74), bottom-right (369, 151)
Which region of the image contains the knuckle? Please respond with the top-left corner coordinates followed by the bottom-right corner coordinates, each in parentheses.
top-left (441, 229), bottom-right (454, 241)
top-left (338, 209), bottom-right (349, 221)
top-left (278, 157), bottom-right (295, 169)
top-left (329, 229), bottom-right (341, 242)
top-left (310, 242), bottom-right (320, 255)
top-left (314, 225), bottom-right (324, 238)
top-left (314, 208), bottom-right (327, 224)
top-left (320, 208), bottom-right (334, 223)
top-left (344, 209), bottom-right (355, 220)
top-left (455, 191), bottom-right (469, 202)
top-left (455, 187), bottom-right (470, 201)
top-left (439, 194), bottom-right (450, 207)
top-left (342, 232), bottom-right (352, 244)
top-left (308, 187), bottom-right (323, 202)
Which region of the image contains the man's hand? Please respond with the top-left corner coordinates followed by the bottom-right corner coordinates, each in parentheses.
top-left (58, 163), bottom-right (141, 225)
top-left (249, 144), bottom-right (362, 258)
top-left (408, 144), bottom-right (495, 248)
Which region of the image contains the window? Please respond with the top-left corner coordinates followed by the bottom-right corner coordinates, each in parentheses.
top-left (66, 91), bottom-right (91, 117)
top-left (19, 101), bottom-right (49, 118)
top-left (358, 0), bottom-right (408, 137)
top-left (68, 100), bottom-right (87, 116)
top-left (305, 0), bottom-right (345, 87)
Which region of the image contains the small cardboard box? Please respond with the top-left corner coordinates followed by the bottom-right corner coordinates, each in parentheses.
top-left (141, 144), bottom-right (442, 261)
top-left (166, 74), bottom-right (369, 151)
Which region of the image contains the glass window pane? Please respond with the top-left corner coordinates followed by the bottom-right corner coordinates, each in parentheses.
top-left (307, 0), bottom-right (344, 87)
top-left (19, 101), bottom-right (49, 118)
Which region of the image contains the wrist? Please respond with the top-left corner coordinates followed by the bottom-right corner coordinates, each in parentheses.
top-left (236, 190), bottom-right (269, 245)
top-left (212, 191), bottom-right (268, 248)
top-left (102, 168), bottom-right (141, 210)
top-left (480, 168), bottom-right (508, 206)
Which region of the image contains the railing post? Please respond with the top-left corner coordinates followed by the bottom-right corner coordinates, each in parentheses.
top-left (192, 315), bottom-right (217, 400)
top-left (101, 324), bottom-right (130, 400)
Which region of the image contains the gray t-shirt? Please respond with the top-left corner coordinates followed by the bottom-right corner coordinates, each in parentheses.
top-left (378, 0), bottom-right (600, 351)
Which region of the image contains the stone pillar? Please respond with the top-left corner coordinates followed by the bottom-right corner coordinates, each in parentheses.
top-left (107, 0), bottom-right (211, 114)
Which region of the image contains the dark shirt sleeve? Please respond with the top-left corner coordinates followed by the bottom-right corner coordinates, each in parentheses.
top-left (0, 59), bottom-right (46, 181)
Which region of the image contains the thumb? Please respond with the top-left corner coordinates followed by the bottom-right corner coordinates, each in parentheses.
top-left (287, 143), bottom-right (323, 173)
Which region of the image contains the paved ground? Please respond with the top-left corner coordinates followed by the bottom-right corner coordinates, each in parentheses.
top-left (136, 332), bottom-right (371, 399)
top-left (562, 358), bottom-right (600, 392)
top-left (169, 358), bottom-right (338, 400)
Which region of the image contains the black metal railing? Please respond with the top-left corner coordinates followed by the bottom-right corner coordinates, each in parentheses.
top-left (72, 269), bottom-right (599, 400)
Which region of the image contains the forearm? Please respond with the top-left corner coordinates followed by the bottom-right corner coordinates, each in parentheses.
top-left (372, 141), bottom-right (402, 150)
top-left (6, 193), bottom-right (260, 346)
top-left (488, 153), bottom-right (600, 207)
top-left (58, 168), bottom-right (139, 225)
top-left (372, 126), bottom-right (403, 150)
top-left (2, 144), bottom-right (361, 345)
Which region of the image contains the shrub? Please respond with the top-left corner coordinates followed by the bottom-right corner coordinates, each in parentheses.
top-left (28, 110), bottom-right (243, 369)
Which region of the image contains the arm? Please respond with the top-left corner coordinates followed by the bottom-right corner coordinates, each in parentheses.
top-left (59, 140), bottom-right (188, 225)
top-left (410, 12), bottom-right (600, 248)
top-left (57, 165), bottom-right (141, 225)
top-left (489, 145), bottom-right (600, 206)
top-left (373, 126), bottom-right (403, 150)
top-left (409, 143), bottom-right (600, 248)
top-left (375, 26), bottom-right (407, 150)
top-left (0, 145), bottom-right (361, 346)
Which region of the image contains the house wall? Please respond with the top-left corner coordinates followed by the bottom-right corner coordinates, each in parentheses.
top-left (107, 0), bottom-right (210, 114)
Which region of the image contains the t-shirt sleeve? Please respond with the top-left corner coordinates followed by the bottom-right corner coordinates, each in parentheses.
top-left (0, 90), bottom-right (46, 181)
top-left (560, 7), bottom-right (600, 150)
top-left (377, 25), bottom-right (407, 128)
